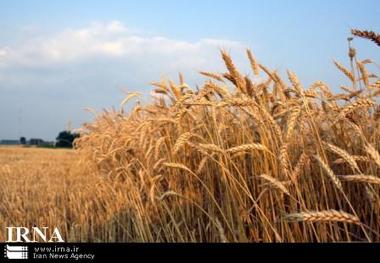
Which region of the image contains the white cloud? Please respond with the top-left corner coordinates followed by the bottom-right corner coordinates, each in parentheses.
top-left (0, 21), bottom-right (245, 69)
top-left (0, 47), bottom-right (10, 67)
top-left (0, 21), bottom-right (249, 140)
top-left (0, 48), bottom-right (7, 57)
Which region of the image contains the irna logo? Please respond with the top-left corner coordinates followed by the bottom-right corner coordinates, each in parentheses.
top-left (6, 227), bottom-right (64, 243)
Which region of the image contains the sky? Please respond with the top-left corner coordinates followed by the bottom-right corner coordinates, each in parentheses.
top-left (0, 0), bottom-right (379, 140)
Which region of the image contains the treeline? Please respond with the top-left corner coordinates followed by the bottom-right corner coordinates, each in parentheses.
top-left (16, 131), bottom-right (80, 149)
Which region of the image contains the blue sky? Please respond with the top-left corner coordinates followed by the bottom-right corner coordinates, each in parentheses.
top-left (0, 0), bottom-right (379, 140)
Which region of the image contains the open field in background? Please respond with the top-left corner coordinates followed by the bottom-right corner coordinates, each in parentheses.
top-left (1, 42), bottom-right (379, 242)
top-left (0, 147), bottom-right (134, 242)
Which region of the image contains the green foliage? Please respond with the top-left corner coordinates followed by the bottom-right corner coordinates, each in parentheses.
top-left (56, 131), bottom-right (80, 148)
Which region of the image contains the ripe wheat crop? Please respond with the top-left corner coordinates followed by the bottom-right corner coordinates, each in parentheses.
top-left (1, 43), bottom-right (379, 242)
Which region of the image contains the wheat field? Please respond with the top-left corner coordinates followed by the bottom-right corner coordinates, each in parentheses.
top-left (0, 147), bottom-right (138, 242)
top-left (1, 45), bottom-right (379, 242)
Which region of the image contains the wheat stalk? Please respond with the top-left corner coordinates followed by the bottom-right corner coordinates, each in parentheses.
top-left (314, 155), bottom-right (343, 191)
top-left (215, 218), bottom-right (228, 243)
top-left (357, 61), bottom-right (370, 87)
top-left (259, 174), bottom-right (290, 195)
top-left (163, 162), bottom-right (194, 174)
top-left (173, 132), bottom-right (193, 154)
top-left (200, 71), bottom-right (225, 82)
top-left (196, 156), bottom-right (210, 174)
top-left (336, 99), bottom-right (375, 123)
top-left (285, 210), bottom-right (361, 224)
top-left (279, 144), bottom-right (290, 175)
top-left (285, 106), bottom-right (301, 141)
top-left (333, 60), bottom-right (355, 83)
top-left (338, 175), bottom-right (380, 185)
top-left (287, 70), bottom-right (304, 95)
top-left (352, 29), bottom-right (380, 47)
top-left (246, 49), bottom-right (260, 77)
top-left (226, 143), bottom-right (271, 154)
top-left (365, 144), bottom-right (380, 167)
top-left (291, 152), bottom-right (310, 182)
top-left (120, 92), bottom-right (142, 108)
top-left (198, 143), bottom-right (225, 154)
top-left (323, 142), bottom-right (361, 173)
top-left (221, 50), bottom-right (246, 92)
top-left (333, 155), bottom-right (370, 165)
top-left (154, 136), bottom-right (167, 160)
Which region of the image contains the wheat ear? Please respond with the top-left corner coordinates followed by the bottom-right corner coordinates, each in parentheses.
top-left (352, 29), bottom-right (380, 47)
top-left (338, 175), bottom-right (380, 185)
top-left (333, 60), bottom-right (355, 82)
top-left (314, 155), bottom-right (343, 191)
top-left (285, 210), bottom-right (361, 224)
top-left (259, 174), bottom-right (290, 195)
top-left (365, 144), bottom-right (380, 167)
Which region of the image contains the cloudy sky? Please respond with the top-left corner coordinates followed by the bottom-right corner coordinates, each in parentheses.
top-left (0, 0), bottom-right (379, 140)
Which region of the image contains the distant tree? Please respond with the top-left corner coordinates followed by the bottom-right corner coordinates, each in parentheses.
top-left (55, 131), bottom-right (80, 148)
top-left (20, 137), bottom-right (26, 145)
